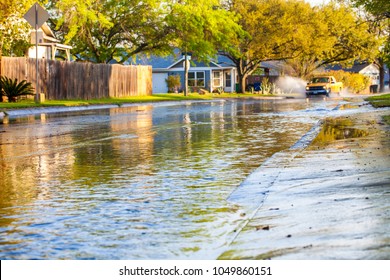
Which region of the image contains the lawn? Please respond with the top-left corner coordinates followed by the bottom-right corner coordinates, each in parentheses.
top-left (365, 93), bottom-right (390, 108)
top-left (365, 93), bottom-right (390, 125)
top-left (0, 94), bottom-right (212, 110)
top-left (0, 92), bottom-right (271, 110)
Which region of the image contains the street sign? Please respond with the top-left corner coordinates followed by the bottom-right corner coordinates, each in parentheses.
top-left (23, 2), bottom-right (50, 102)
top-left (23, 2), bottom-right (49, 29)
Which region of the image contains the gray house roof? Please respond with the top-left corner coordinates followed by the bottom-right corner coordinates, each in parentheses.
top-left (135, 49), bottom-right (236, 71)
top-left (326, 62), bottom-right (378, 73)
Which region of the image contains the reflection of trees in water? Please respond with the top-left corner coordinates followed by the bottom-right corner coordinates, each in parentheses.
top-left (313, 118), bottom-right (369, 145)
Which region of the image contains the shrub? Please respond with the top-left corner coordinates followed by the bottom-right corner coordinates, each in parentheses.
top-left (324, 70), bottom-right (370, 93)
top-left (325, 70), bottom-right (350, 86)
top-left (165, 75), bottom-right (181, 93)
top-left (0, 76), bottom-right (34, 102)
top-left (347, 73), bottom-right (370, 93)
top-left (261, 77), bottom-right (273, 94)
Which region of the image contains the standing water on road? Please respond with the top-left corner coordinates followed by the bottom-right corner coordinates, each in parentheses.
top-left (0, 99), bottom-right (338, 259)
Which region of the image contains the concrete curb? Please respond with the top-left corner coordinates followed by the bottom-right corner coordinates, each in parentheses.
top-left (0, 99), bottom-right (228, 119)
top-left (3, 104), bottom-right (120, 118)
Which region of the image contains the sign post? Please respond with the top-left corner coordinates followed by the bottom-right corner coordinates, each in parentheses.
top-left (23, 2), bottom-right (49, 103)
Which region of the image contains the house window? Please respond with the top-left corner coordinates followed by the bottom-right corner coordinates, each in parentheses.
top-left (188, 71), bottom-right (205, 87)
top-left (213, 71), bottom-right (222, 87)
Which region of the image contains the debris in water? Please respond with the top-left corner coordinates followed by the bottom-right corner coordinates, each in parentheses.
top-left (256, 225), bottom-right (270, 231)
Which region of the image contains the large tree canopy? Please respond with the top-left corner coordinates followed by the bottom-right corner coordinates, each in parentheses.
top-left (50, 0), bottom-right (175, 63)
top-left (347, 0), bottom-right (390, 16)
top-left (222, 0), bottom-right (324, 92)
top-left (168, 0), bottom-right (242, 61)
top-left (50, 0), bottom-right (241, 66)
top-left (167, 0), bottom-right (243, 95)
top-left (223, 0), bottom-right (381, 91)
top-left (343, 0), bottom-right (390, 92)
top-left (286, 1), bottom-right (381, 78)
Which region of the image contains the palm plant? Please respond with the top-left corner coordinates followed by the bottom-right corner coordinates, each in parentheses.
top-left (0, 76), bottom-right (34, 102)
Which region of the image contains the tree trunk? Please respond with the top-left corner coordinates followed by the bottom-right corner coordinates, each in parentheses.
top-left (375, 58), bottom-right (385, 93)
top-left (387, 63), bottom-right (390, 92)
top-left (236, 73), bottom-right (248, 93)
top-left (236, 64), bottom-right (249, 94)
top-left (379, 60), bottom-right (385, 93)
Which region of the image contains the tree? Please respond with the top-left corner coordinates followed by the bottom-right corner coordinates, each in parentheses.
top-left (222, 0), bottom-right (317, 92)
top-left (342, 0), bottom-right (390, 92)
top-left (222, 0), bottom-right (381, 91)
top-left (286, 2), bottom-right (381, 79)
top-left (167, 0), bottom-right (243, 95)
top-left (280, 3), bottom-right (332, 78)
top-left (49, 0), bottom-right (175, 64)
top-left (0, 0), bottom-right (39, 58)
top-left (346, 0), bottom-right (390, 16)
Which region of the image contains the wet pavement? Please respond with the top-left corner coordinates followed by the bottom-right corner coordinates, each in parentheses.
top-left (1, 97), bottom-right (389, 260)
top-left (222, 105), bottom-right (390, 259)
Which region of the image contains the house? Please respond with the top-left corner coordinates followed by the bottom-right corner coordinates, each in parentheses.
top-left (27, 23), bottom-right (72, 61)
top-left (136, 50), bottom-right (238, 93)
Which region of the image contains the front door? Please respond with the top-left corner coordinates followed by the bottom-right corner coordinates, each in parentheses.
top-left (224, 71), bottom-right (232, 92)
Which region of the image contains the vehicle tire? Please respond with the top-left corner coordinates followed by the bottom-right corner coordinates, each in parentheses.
top-left (326, 89), bottom-right (330, 97)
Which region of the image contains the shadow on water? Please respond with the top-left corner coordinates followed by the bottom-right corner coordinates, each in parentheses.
top-left (312, 118), bottom-right (369, 146)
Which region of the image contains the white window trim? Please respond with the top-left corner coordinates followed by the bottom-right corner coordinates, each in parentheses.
top-left (188, 71), bottom-right (205, 87)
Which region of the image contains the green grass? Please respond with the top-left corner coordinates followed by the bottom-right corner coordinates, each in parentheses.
top-left (365, 93), bottom-right (390, 108)
top-left (365, 93), bottom-right (390, 125)
top-left (0, 92), bottom-right (276, 111)
top-left (0, 94), bottom-right (212, 110)
top-left (383, 115), bottom-right (390, 125)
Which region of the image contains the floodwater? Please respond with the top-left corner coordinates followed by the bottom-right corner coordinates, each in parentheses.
top-left (0, 98), bottom-right (348, 259)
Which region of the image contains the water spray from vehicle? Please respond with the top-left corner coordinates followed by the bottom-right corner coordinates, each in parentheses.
top-left (275, 76), bottom-right (307, 98)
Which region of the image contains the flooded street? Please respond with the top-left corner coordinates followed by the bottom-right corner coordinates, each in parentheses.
top-left (0, 98), bottom-right (388, 259)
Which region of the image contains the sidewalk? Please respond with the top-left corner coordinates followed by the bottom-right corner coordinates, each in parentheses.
top-left (221, 106), bottom-right (390, 259)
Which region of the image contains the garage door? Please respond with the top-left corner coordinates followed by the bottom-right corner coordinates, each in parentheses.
top-left (152, 73), bottom-right (168, 94)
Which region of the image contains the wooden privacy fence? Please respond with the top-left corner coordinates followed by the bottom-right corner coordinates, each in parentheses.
top-left (0, 57), bottom-right (152, 100)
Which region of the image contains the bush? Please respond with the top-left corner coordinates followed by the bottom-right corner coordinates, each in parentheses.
top-left (325, 70), bottom-right (350, 86)
top-left (324, 70), bottom-right (370, 93)
top-left (165, 75), bottom-right (181, 93)
top-left (0, 76), bottom-right (34, 102)
top-left (261, 77), bottom-right (273, 94)
top-left (348, 73), bottom-right (370, 93)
